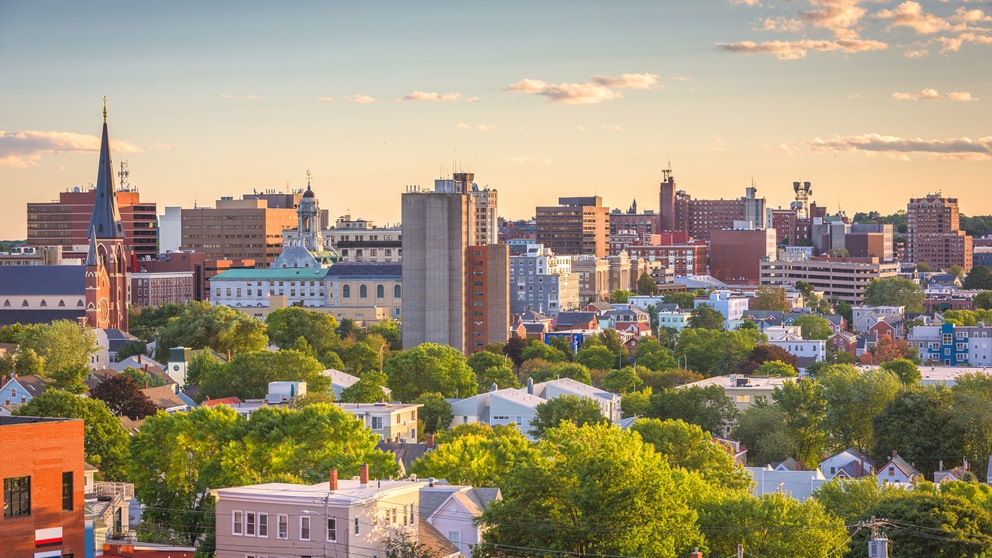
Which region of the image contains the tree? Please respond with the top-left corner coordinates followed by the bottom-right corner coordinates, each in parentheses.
top-left (90, 375), bottom-right (159, 420)
top-left (477, 364), bottom-right (520, 392)
top-left (341, 334), bottom-right (390, 374)
top-left (952, 373), bottom-right (992, 479)
top-left (676, 328), bottom-right (764, 375)
top-left (336, 317), bottom-right (361, 339)
top-left (184, 349), bottom-right (224, 387)
top-left (529, 395), bottom-right (608, 438)
top-left (385, 531), bottom-right (446, 558)
top-left (128, 302), bottom-right (185, 343)
top-left (750, 286), bottom-right (791, 311)
top-left (519, 342), bottom-right (567, 363)
top-left (636, 271), bottom-right (658, 295)
top-left (863, 277), bottom-right (925, 314)
top-left (621, 387), bottom-right (652, 418)
top-left (698, 492), bottom-right (848, 558)
top-left (411, 424), bottom-right (537, 487)
top-left (367, 318), bottom-right (402, 351)
top-left (609, 289), bottom-right (634, 303)
top-left (17, 389), bottom-right (130, 480)
top-left (633, 337), bottom-right (676, 371)
top-left (916, 262), bottom-right (932, 272)
top-left (662, 291), bottom-right (698, 310)
top-left (118, 366), bottom-right (167, 389)
top-left (575, 345), bottom-right (617, 370)
top-left (198, 349), bottom-right (329, 401)
top-left (601, 366), bottom-right (643, 394)
top-left (819, 365), bottom-right (902, 453)
top-left (835, 300), bottom-right (853, 323)
top-left (791, 314), bottom-right (833, 340)
top-left (860, 335), bottom-right (919, 365)
top-left (20, 320), bottom-right (98, 393)
top-left (478, 423), bottom-right (704, 558)
top-left (414, 392), bottom-right (452, 434)
top-left (637, 368), bottom-right (704, 391)
top-left (872, 386), bottom-right (965, 477)
top-left (687, 305), bottom-right (725, 330)
top-left (546, 336), bottom-right (575, 360)
top-left (964, 265), bottom-right (992, 290)
top-left (503, 335), bottom-right (529, 367)
top-left (880, 358), bottom-right (921, 386)
top-left (756, 360), bottom-right (798, 377)
top-left (0, 346), bottom-right (44, 378)
top-left (338, 371), bottom-right (388, 403)
top-left (648, 385), bottom-right (738, 435)
top-left (772, 378), bottom-right (827, 468)
top-left (631, 418), bottom-right (751, 491)
top-left (467, 350), bottom-right (508, 379)
top-left (732, 404), bottom-right (791, 466)
top-left (850, 492), bottom-right (992, 558)
top-left (738, 344), bottom-right (798, 374)
top-left (385, 343), bottom-right (476, 401)
top-left (947, 264), bottom-right (964, 278)
top-left (812, 477), bottom-right (892, 524)
top-left (114, 340), bottom-right (148, 362)
top-left (155, 302), bottom-right (268, 361)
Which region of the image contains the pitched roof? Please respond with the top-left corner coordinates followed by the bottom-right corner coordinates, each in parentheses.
top-left (4, 375), bottom-right (54, 398)
top-left (0, 265), bottom-right (86, 296)
top-left (417, 517), bottom-right (460, 558)
top-left (141, 385), bottom-right (187, 410)
top-left (880, 454), bottom-right (920, 479)
top-left (0, 309), bottom-right (87, 326)
top-left (202, 397), bottom-right (242, 407)
top-left (554, 311), bottom-right (597, 327)
top-left (655, 303), bottom-right (681, 312)
top-left (109, 355), bottom-right (165, 372)
top-left (377, 441), bottom-right (429, 476)
top-left (89, 115), bottom-right (126, 239)
top-left (584, 302), bottom-right (614, 314)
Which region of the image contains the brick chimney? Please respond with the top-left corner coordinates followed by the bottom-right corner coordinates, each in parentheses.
top-left (892, 450), bottom-right (898, 458)
top-left (360, 464), bottom-right (369, 488)
top-left (690, 548), bottom-right (703, 558)
top-left (329, 469), bottom-right (338, 491)
top-left (227, 349), bottom-right (232, 361)
top-left (427, 433), bottom-right (435, 449)
top-left (138, 354), bottom-right (142, 364)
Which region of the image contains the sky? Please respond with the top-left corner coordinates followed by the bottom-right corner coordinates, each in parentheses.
top-left (1, 0), bottom-right (990, 239)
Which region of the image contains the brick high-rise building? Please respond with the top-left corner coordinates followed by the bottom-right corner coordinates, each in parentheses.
top-left (180, 198), bottom-right (297, 266)
top-left (535, 196), bottom-right (610, 258)
top-left (907, 194), bottom-right (973, 272)
top-left (469, 244), bottom-right (510, 352)
top-left (27, 189), bottom-right (158, 260)
top-left (659, 168), bottom-right (766, 241)
top-left (709, 224), bottom-right (777, 284)
top-left (0, 416), bottom-right (86, 558)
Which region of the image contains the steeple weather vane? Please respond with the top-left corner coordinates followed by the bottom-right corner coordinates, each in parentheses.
top-left (103, 96), bottom-right (107, 123)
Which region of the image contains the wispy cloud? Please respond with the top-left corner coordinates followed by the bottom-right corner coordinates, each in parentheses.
top-left (456, 123), bottom-right (497, 131)
top-left (0, 130), bottom-right (142, 168)
top-left (807, 133), bottom-right (992, 160)
top-left (506, 73), bottom-right (659, 104)
top-left (799, 0), bottom-right (868, 39)
top-left (935, 32), bottom-right (992, 52)
top-left (903, 49), bottom-right (929, 58)
top-left (717, 38), bottom-right (887, 59)
top-left (398, 91), bottom-right (464, 102)
top-left (761, 17), bottom-right (805, 33)
top-left (892, 88), bottom-right (978, 101)
top-left (601, 124), bottom-right (623, 132)
top-left (346, 95), bottom-right (376, 104)
top-left (876, 2), bottom-right (951, 33)
top-left (672, 76), bottom-right (694, 82)
top-left (317, 97), bottom-right (336, 102)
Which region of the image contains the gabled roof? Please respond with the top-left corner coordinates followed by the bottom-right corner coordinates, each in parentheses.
top-left (518, 308), bottom-right (550, 322)
top-left (109, 355), bottom-right (165, 372)
top-left (879, 453), bottom-right (920, 479)
top-left (417, 517), bottom-right (460, 558)
top-left (584, 302), bottom-right (614, 314)
top-left (554, 311), bottom-right (597, 327)
top-left (2, 375), bottom-right (54, 398)
top-left (522, 322), bottom-right (550, 334)
top-left (655, 303), bottom-right (681, 312)
top-left (377, 441), bottom-right (429, 476)
top-left (0, 266), bottom-right (86, 296)
top-left (324, 368), bottom-right (359, 388)
top-left (141, 385), bottom-right (187, 410)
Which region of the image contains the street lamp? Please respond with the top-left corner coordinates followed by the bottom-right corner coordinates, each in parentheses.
top-left (301, 506), bottom-right (331, 558)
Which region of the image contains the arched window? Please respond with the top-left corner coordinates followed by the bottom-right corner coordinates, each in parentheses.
top-left (58, 299), bottom-right (65, 307)
top-left (394, 285), bottom-right (401, 298)
top-left (343, 285), bottom-right (351, 298)
top-left (376, 285), bottom-right (384, 298)
top-left (360, 285), bottom-right (368, 298)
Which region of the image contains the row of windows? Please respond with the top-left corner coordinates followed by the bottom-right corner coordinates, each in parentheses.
top-left (3, 473), bottom-right (74, 518)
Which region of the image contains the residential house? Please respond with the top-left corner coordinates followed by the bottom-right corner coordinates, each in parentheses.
top-left (140, 385), bottom-right (191, 413)
top-left (553, 311), bottom-right (599, 332)
top-left (934, 460), bottom-right (973, 484)
top-left (765, 326), bottom-right (826, 367)
top-left (819, 449), bottom-right (875, 480)
top-left (830, 331), bottom-right (859, 357)
top-left (741, 310), bottom-right (785, 331)
top-left (325, 369), bottom-right (392, 400)
top-left (91, 328), bottom-right (139, 370)
top-left (683, 375), bottom-right (792, 412)
top-left (582, 301), bottom-right (615, 316)
top-left (0, 374), bottom-right (53, 405)
top-left (377, 440), bottom-right (431, 477)
top-left (909, 323), bottom-right (992, 366)
top-left (852, 306), bottom-right (905, 333)
top-left (745, 466), bottom-right (828, 502)
top-left (601, 304), bottom-right (650, 336)
top-left (84, 463), bottom-right (135, 552)
top-left (529, 377), bottom-right (622, 422)
top-left (420, 482), bottom-right (501, 558)
top-left (656, 309), bottom-right (690, 331)
top-left (877, 450), bottom-right (921, 486)
top-left (868, 318), bottom-right (905, 343)
top-left (695, 291), bottom-right (748, 327)
top-left (337, 402), bottom-right (421, 443)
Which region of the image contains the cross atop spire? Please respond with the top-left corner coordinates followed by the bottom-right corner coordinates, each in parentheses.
top-left (89, 98), bottom-right (126, 239)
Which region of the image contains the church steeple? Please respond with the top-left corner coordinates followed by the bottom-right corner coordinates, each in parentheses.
top-left (89, 97), bottom-right (125, 239)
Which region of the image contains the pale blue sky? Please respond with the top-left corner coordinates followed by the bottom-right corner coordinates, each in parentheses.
top-left (1, 0), bottom-right (990, 238)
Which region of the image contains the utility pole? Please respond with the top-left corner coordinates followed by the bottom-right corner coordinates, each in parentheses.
top-left (737, 543), bottom-right (744, 558)
top-left (862, 516), bottom-right (890, 558)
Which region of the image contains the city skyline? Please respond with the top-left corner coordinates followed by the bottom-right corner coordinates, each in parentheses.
top-left (1, 0), bottom-right (991, 240)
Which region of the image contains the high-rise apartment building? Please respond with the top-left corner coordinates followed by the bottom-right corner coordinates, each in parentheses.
top-left (434, 173), bottom-right (499, 245)
top-left (180, 198), bottom-right (297, 266)
top-left (27, 187), bottom-right (158, 260)
top-left (658, 168), bottom-right (766, 241)
top-left (535, 196), bottom-right (610, 258)
top-left (510, 244), bottom-right (579, 317)
top-left (907, 194), bottom-right (973, 272)
top-left (402, 181), bottom-right (509, 354)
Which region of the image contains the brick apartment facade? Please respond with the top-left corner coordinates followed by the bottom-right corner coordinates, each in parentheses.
top-left (535, 197), bottom-right (610, 258)
top-left (1, 416), bottom-right (85, 558)
top-left (907, 194), bottom-right (973, 272)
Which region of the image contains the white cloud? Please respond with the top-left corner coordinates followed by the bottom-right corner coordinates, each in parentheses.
top-left (800, 0), bottom-right (868, 39)
top-left (717, 38), bottom-right (887, 59)
top-left (952, 8), bottom-right (992, 23)
top-left (398, 91), bottom-right (463, 102)
top-left (892, 88), bottom-right (978, 101)
top-left (456, 123), bottom-right (472, 130)
top-left (317, 97), bottom-right (336, 102)
top-left (762, 17), bottom-right (805, 32)
top-left (903, 49), bottom-right (929, 58)
top-left (935, 32), bottom-right (992, 52)
top-left (672, 76), bottom-right (694, 82)
top-left (732, 0), bottom-right (762, 6)
top-left (506, 72), bottom-right (659, 104)
top-left (848, 93), bottom-right (863, 99)
top-left (807, 133), bottom-right (992, 160)
top-left (466, 96), bottom-right (481, 103)
top-left (346, 95), bottom-right (376, 104)
top-left (456, 123), bottom-right (496, 131)
top-left (0, 130), bottom-right (143, 168)
top-left (876, 2), bottom-right (951, 34)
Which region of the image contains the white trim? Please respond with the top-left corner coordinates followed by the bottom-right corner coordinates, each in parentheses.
top-left (300, 515), bottom-right (311, 541)
top-left (327, 517), bottom-right (337, 543)
top-left (258, 512), bottom-right (268, 538)
top-left (246, 511), bottom-right (256, 536)
top-left (233, 510), bottom-right (243, 535)
top-left (277, 513), bottom-right (288, 539)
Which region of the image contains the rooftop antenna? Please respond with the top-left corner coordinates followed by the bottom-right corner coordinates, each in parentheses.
top-left (118, 161), bottom-right (130, 191)
top-left (103, 96), bottom-right (107, 123)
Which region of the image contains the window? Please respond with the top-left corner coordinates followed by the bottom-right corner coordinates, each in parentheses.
top-left (371, 416), bottom-right (383, 429)
top-left (4, 476), bottom-right (30, 517)
top-left (377, 285), bottom-right (385, 298)
top-left (395, 285), bottom-right (401, 298)
top-left (301, 516), bottom-right (311, 540)
top-left (258, 513), bottom-right (268, 537)
top-left (327, 518), bottom-right (337, 542)
top-left (343, 285), bottom-right (351, 298)
top-left (62, 472), bottom-right (73, 511)
top-left (448, 530), bottom-right (461, 548)
top-left (278, 514), bottom-right (288, 539)
top-left (246, 512), bottom-right (256, 536)
top-left (360, 285), bottom-right (368, 298)
top-left (233, 511), bottom-right (244, 535)
top-left (944, 334), bottom-right (953, 345)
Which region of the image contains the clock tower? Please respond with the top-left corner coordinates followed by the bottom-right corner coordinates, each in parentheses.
top-left (85, 99), bottom-right (129, 331)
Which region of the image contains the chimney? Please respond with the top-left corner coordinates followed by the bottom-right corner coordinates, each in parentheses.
top-left (939, 460), bottom-right (944, 472)
top-left (360, 464), bottom-right (369, 488)
top-left (491, 382), bottom-right (498, 392)
top-left (144, 363), bottom-right (149, 372)
top-left (690, 548), bottom-right (703, 558)
top-left (892, 450), bottom-right (898, 458)
top-left (226, 349), bottom-right (232, 361)
top-left (138, 354), bottom-right (142, 364)
top-left (428, 477), bottom-right (435, 487)
top-left (527, 377), bottom-right (534, 395)
top-left (427, 433), bottom-right (435, 449)
top-left (329, 469), bottom-right (338, 491)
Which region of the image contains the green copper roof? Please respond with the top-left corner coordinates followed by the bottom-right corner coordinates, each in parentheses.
top-left (209, 268), bottom-right (330, 281)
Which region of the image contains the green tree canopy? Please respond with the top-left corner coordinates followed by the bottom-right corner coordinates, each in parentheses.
top-left (633, 337), bottom-right (676, 371)
top-left (812, 477), bottom-right (894, 524)
top-left (756, 360), bottom-right (798, 377)
top-left (17, 389), bottom-right (130, 481)
top-left (963, 265), bottom-right (992, 290)
top-left (819, 365), bottom-right (902, 453)
top-left (20, 320), bottom-right (99, 393)
top-left (662, 291), bottom-right (698, 310)
top-left (198, 349), bottom-right (329, 401)
top-left (384, 343), bottom-right (476, 401)
top-left (118, 366), bottom-right (167, 389)
top-left (467, 350), bottom-right (509, 378)
top-left (478, 423), bottom-right (704, 558)
top-left (636, 271), bottom-right (658, 295)
top-left (155, 302), bottom-right (268, 361)
top-left (128, 302), bottom-right (185, 343)
top-left (366, 318), bottom-right (402, 350)
top-left (687, 304), bottom-right (725, 330)
top-left (973, 291), bottom-right (992, 311)
top-left (772, 378), bottom-right (827, 468)
top-left (631, 418), bottom-right (751, 491)
top-left (880, 358), bottom-right (922, 386)
top-left (750, 286), bottom-right (791, 312)
top-left (414, 391), bottom-right (453, 435)
top-left (575, 345), bottom-right (618, 371)
top-left (529, 395), bottom-right (608, 438)
top-left (411, 423), bottom-right (537, 487)
top-left (90, 375), bottom-right (159, 420)
top-left (792, 314), bottom-right (833, 340)
top-left (738, 343), bottom-right (798, 374)
top-left (872, 386), bottom-right (964, 477)
top-left (519, 341), bottom-right (568, 364)
top-left (648, 385), bottom-right (738, 435)
top-left (609, 289), bottom-right (634, 303)
top-left (676, 328), bottom-right (765, 375)
top-left (338, 371), bottom-right (389, 403)
top-left (601, 366), bottom-right (643, 394)
top-left (863, 277), bottom-right (925, 314)
top-left (732, 403), bottom-right (791, 466)
top-left (951, 373), bottom-right (992, 479)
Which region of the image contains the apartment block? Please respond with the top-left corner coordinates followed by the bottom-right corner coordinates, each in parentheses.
top-left (468, 244), bottom-right (510, 352)
top-left (907, 194), bottom-right (973, 272)
top-left (709, 224), bottom-right (777, 284)
top-left (535, 196), bottom-right (610, 258)
top-left (181, 198), bottom-right (298, 266)
top-left (909, 323), bottom-right (992, 366)
top-left (659, 169), bottom-right (766, 240)
top-left (510, 244), bottom-right (579, 318)
top-left (760, 254), bottom-right (899, 305)
top-left (336, 403), bottom-right (421, 443)
top-left (130, 271), bottom-right (195, 307)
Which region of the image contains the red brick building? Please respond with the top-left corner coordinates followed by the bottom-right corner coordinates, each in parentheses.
top-left (626, 241), bottom-right (707, 276)
top-left (130, 271), bottom-right (195, 307)
top-left (907, 194), bottom-right (973, 272)
top-left (709, 227), bottom-right (777, 284)
top-left (0, 416), bottom-right (86, 558)
top-left (467, 244), bottom-right (510, 353)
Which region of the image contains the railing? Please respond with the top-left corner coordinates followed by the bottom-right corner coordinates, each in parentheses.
top-left (94, 481), bottom-right (135, 500)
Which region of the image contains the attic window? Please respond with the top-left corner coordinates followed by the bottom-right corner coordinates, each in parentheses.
top-left (22, 300), bottom-right (29, 307)
top-left (2, 300), bottom-right (9, 307)
top-left (58, 300), bottom-right (65, 307)
top-left (40, 300), bottom-right (47, 307)
top-left (77, 301), bottom-right (84, 307)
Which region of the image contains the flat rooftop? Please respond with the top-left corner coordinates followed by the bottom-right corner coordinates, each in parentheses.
top-left (0, 416), bottom-right (81, 426)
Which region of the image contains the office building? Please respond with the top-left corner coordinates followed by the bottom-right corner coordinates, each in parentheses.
top-left (181, 198), bottom-right (297, 266)
top-left (625, 238), bottom-right (708, 276)
top-left (609, 200), bottom-right (660, 250)
top-left (709, 223), bottom-right (777, 284)
top-left (907, 194), bottom-right (973, 272)
top-left (468, 244), bottom-right (511, 352)
top-left (571, 255), bottom-right (610, 303)
top-left (0, 416), bottom-right (86, 558)
top-left (323, 215), bottom-right (402, 263)
top-left (535, 196), bottom-right (610, 258)
top-left (760, 254), bottom-right (900, 305)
